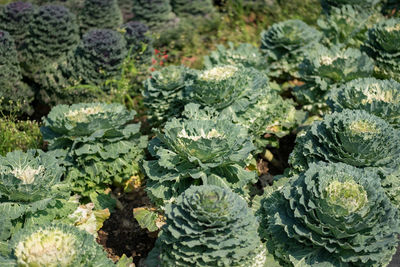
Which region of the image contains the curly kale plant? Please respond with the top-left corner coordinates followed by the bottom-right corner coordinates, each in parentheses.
top-left (1, 223), bottom-right (116, 266)
top-left (143, 65), bottom-right (195, 127)
top-left (290, 109), bottom-right (400, 208)
top-left (170, 0), bottom-right (216, 17)
top-left (320, 0), bottom-right (382, 13)
top-left (328, 78), bottom-right (400, 127)
top-left (317, 5), bottom-right (382, 48)
top-left (0, 150), bottom-right (69, 241)
top-left (0, 30), bottom-right (34, 115)
top-left (260, 20), bottom-right (322, 78)
top-left (293, 45), bottom-right (374, 110)
top-left (132, 0), bottom-right (176, 29)
top-left (260, 162), bottom-right (400, 266)
top-left (20, 5), bottom-right (79, 74)
top-left (362, 18), bottom-right (400, 81)
top-left (0, 2), bottom-right (35, 49)
top-left (41, 103), bottom-right (147, 196)
top-left (204, 42), bottom-right (268, 71)
top-left (142, 108), bottom-right (256, 204)
top-left (38, 29), bottom-right (128, 106)
top-left (146, 185), bottom-right (266, 267)
top-left (122, 21), bottom-right (153, 65)
top-left (187, 65), bottom-right (269, 115)
top-left (78, 0), bottom-right (123, 34)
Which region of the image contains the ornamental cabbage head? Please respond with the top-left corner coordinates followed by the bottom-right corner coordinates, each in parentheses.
top-left (0, 30), bottom-right (34, 115)
top-left (293, 45), bottom-right (374, 110)
top-left (143, 65), bottom-right (196, 127)
top-left (0, 1), bottom-right (35, 49)
top-left (122, 21), bottom-right (153, 65)
top-left (204, 42), bottom-right (268, 71)
top-left (0, 150), bottom-right (69, 240)
top-left (328, 78), bottom-right (400, 127)
top-left (317, 5), bottom-right (383, 48)
top-left (69, 29), bottom-right (127, 85)
top-left (20, 5), bottom-right (79, 74)
top-left (3, 223), bottom-right (115, 266)
top-left (142, 107), bottom-right (256, 204)
top-left (146, 185), bottom-right (266, 267)
top-left (78, 0), bottom-right (123, 34)
top-left (259, 162), bottom-right (400, 266)
top-left (362, 18), bottom-right (400, 81)
top-left (132, 0), bottom-right (176, 29)
top-left (170, 0), bottom-right (216, 17)
top-left (260, 20), bottom-right (322, 78)
top-left (42, 103), bottom-right (147, 196)
top-left (187, 64), bottom-right (269, 114)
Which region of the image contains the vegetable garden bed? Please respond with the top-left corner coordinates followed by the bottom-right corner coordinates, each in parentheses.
top-left (1, 0), bottom-right (400, 266)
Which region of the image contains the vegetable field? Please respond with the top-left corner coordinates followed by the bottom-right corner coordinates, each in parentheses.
top-left (1, 0), bottom-right (400, 266)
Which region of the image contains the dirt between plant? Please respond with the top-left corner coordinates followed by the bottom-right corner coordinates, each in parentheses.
top-left (97, 188), bottom-right (158, 266)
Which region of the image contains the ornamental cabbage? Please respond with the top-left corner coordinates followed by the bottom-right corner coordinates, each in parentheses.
top-left (143, 65), bottom-right (196, 127)
top-left (0, 150), bottom-right (69, 241)
top-left (2, 223), bottom-right (116, 266)
top-left (78, 0), bottom-right (123, 34)
top-left (317, 5), bottom-right (383, 48)
top-left (203, 42), bottom-right (268, 72)
top-left (293, 45), bottom-right (374, 110)
top-left (142, 106), bottom-right (256, 205)
top-left (146, 185), bottom-right (266, 267)
top-left (260, 162), bottom-right (400, 266)
top-left (20, 5), bottom-right (79, 75)
top-left (121, 21), bottom-right (153, 65)
top-left (0, 1), bottom-right (35, 50)
top-left (170, 0), bottom-right (216, 17)
top-left (328, 78), bottom-right (400, 127)
top-left (0, 30), bottom-right (34, 115)
top-left (260, 20), bottom-right (322, 78)
top-left (362, 18), bottom-right (400, 81)
top-left (186, 64), bottom-right (268, 114)
top-left (37, 29), bottom-right (128, 106)
top-left (289, 109), bottom-right (400, 209)
top-left (132, 0), bottom-right (176, 29)
top-left (42, 103), bottom-right (147, 196)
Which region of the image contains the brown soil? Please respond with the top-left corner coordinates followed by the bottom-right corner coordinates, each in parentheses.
top-left (97, 188), bottom-right (158, 266)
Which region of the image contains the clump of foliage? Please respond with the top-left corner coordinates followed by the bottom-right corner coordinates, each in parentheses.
top-left (41, 103), bottom-right (147, 197)
top-left (132, 0), bottom-right (176, 29)
top-left (319, 0), bottom-right (382, 13)
top-left (317, 5), bottom-right (382, 48)
top-left (0, 1), bottom-right (35, 49)
top-left (0, 116), bottom-right (42, 157)
top-left (20, 4), bottom-right (79, 75)
top-left (170, 0), bottom-right (216, 17)
top-left (38, 29), bottom-right (128, 106)
top-left (78, 0), bottom-right (123, 34)
top-left (146, 185), bottom-right (267, 267)
top-left (328, 78), bottom-right (400, 127)
top-left (0, 31), bottom-right (34, 115)
top-left (260, 19), bottom-right (322, 78)
top-left (362, 18), bottom-right (400, 81)
top-left (293, 45), bottom-right (374, 111)
top-left (0, 223), bottom-right (118, 266)
top-left (0, 150), bottom-right (69, 241)
top-left (121, 21), bottom-right (153, 65)
top-left (143, 65), bottom-right (196, 127)
top-left (187, 65), bottom-right (268, 114)
top-left (290, 109), bottom-right (400, 208)
top-left (142, 104), bottom-right (257, 205)
top-left (260, 162), bottom-right (400, 266)
top-left (203, 42), bottom-right (268, 71)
